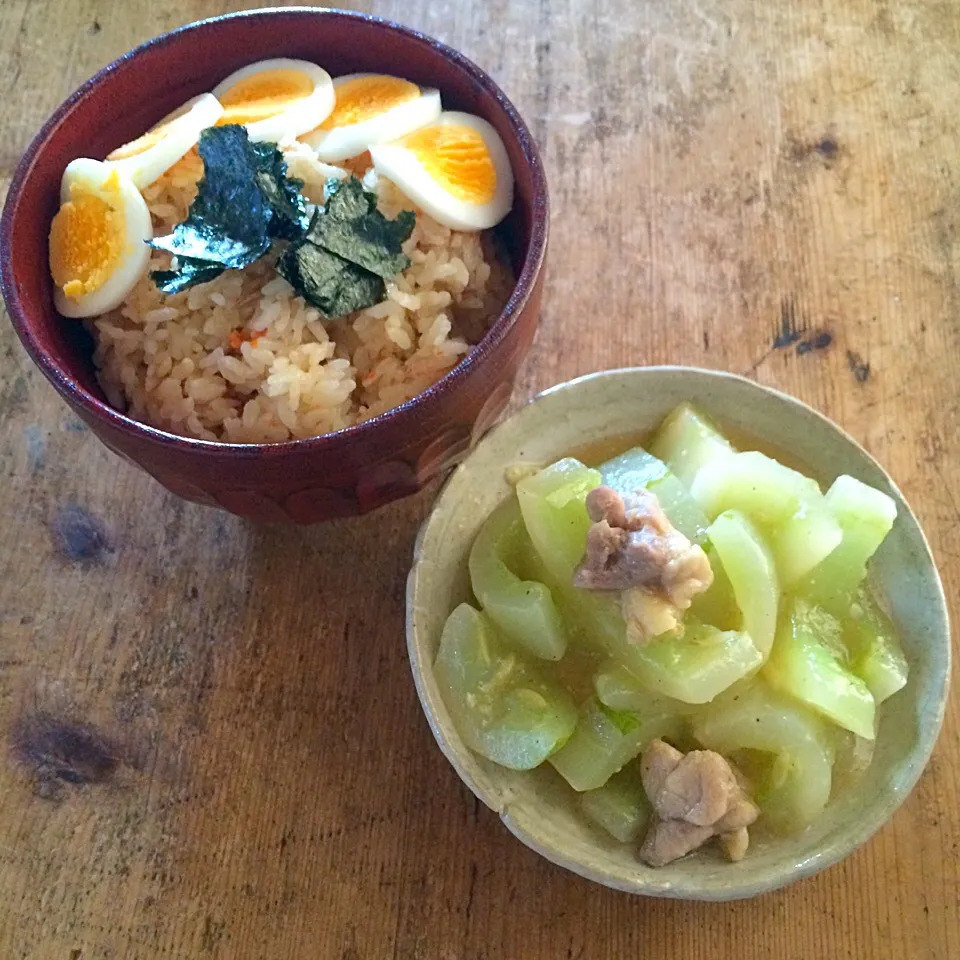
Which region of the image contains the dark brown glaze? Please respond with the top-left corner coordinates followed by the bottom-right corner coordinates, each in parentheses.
top-left (0, 9), bottom-right (548, 523)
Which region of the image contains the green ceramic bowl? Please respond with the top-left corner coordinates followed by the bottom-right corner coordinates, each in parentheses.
top-left (406, 366), bottom-right (950, 900)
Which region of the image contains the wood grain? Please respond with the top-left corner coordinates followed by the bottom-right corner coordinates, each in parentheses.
top-left (1, 1), bottom-right (958, 957)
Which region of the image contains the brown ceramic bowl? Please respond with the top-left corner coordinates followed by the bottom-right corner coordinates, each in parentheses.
top-left (0, 8), bottom-right (548, 523)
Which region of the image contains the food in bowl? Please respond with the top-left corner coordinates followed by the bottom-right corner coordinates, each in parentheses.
top-left (46, 59), bottom-right (515, 442)
top-left (433, 402), bottom-right (908, 866)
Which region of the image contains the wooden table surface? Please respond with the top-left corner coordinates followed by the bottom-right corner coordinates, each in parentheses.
top-left (1, 1), bottom-right (958, 957)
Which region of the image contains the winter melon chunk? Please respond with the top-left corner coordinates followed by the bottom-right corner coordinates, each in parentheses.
top-left (693, 681), bottom-right (834, 834)
top-left (687, 546), bottom-right (740, 631)
top-left (549, 697), bottom-right (683, 791)
top-left (469, 497), bottom-right (567, 661)
top-left (434, 603), bottom-right (577, 770)
top-left (706, 510), bottom-right (779, 658)
top-left (764, 597), bottom-right (876, 740)
top-left (694, 452), bottom-right (842, 592)
top-left (691, 450), bottom-right (821, 524)
top-left (580, 765), bottom-right (652, 843)
top-left (797, 475), bottom-right (897, 617)
top-left (769, 499), bottom-right (843, 589)
top-left (516, 458), bottom-right (601, 581)
top-left (843, 589), bottom-right (908, 705)
top-left (593, 659), bottom-right (700, 717)
top-left (648, 403), bottom-right (735, 489)
top-left (623, 618), bottom-right (763, 705)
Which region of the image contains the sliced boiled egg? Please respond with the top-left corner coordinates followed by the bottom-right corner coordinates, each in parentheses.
top-left (104, 93), bottom-right (224, 189)
top-left (369, 112), bottom-right (513, 231)
top-left (301, 73), bottom-right (441, 163)
top-left (213, 59), bottom-right (334, 143)
top-left (48, 159), bottom-right (152, 318)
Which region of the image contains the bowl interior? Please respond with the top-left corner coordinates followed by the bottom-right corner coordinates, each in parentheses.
top-left (3, 8), bottom-right (541, 416)
top-left (406, 367), bottom-right (950, 900)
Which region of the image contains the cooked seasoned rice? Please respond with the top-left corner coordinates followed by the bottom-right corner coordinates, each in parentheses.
top-left (88, 146), bottom-right (513, 443)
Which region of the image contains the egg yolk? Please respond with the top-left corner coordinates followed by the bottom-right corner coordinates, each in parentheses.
top-left (49, 182), bottom-right (125, 300)
top-left (402, 125), bottom-right (497, 204)
top-left (218, 69), bottom-right (314, 125)
top-left (107, 122), bottom-right (173, 161)
top-left (319, 75), bottom-right (420, 130)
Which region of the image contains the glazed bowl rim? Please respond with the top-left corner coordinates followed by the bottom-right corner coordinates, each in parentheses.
top-left (0, 5), bottom-right (549, 458)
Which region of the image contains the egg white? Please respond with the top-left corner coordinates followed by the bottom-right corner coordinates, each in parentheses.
top-left (105, 93), bottom-right (224, 189)
top-left (369, 112), bottom-right (513, 231)
top-left (51, 159), bottom-right (153, 318)
top-left (213, 58), bottom-right (334, 143)
top-left (302, 73), bottom-right (442, 163)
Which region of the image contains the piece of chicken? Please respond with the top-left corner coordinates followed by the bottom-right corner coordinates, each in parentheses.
top-left (638, 739), bottom-right (759, 867)
top-left (573, 486), bottom-right (714, 644)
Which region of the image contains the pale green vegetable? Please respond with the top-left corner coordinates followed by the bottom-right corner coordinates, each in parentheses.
top-left (434, 603), bottom-right (577, 770)
top-left (514, 467), bottom-right (627, 658)
top-left (691, 451), bottom-right (844, 589)
top-left (436, 410), bottom-right (907, 849)
top-left (599, 446), bottom-right (710, 542)
top-left (598, 445), bottom-right (665, 492)
top-left (831, 728), bottom-right (877, 792)
top-left (469, 497), bottom-right (567, 661)
top-left (649, 403), bottom-right (735, 489)
top-left (706, 510), bottom-right (779, 657)
top-left (516, 458), bottom-right (601, 581)
top-left (542, 572), bottom-right (627, 656)
top-left (691, 451), bottom-right (821, 524)
top-left (797, 475), bottom-right (898, 617)
top-left (543, 568), bottom-right (760, 703)
top-left (769, 499), bottom-right (843, 589)
top-left (693, 681), bottom-right (834, 834)
top-left (521, 540), bottom-right (626, 657)
top-left (593, 659), bottom-right (699, 716)
top-left (621, 618), bottom-right (763, 704)
top-left (844, 589), bottom-right (908, 704)
top-left (687, 547), bottom-right (740, 631)
top-left (579, 765), bottom-right (652, 843)
top-left (549, 697), bottom-right (684, 791)
top-left (764, 597), bottom-right (876, 739)
top-left (649, 473), bottom-right (712, 544)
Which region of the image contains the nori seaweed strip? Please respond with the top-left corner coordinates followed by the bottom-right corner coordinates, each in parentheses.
top-left (306, 177), bottom-right (415, 279)
top-left (149, 126), bottom-right (415, 318)
top-left (150, 126), bottom-right (272, 280)
top-left (251, 141), bottom-right (312, 240)
top-left (277, 241), bottom-right (385, 318)
top-left (152, 258), bottom-right (227, 295)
